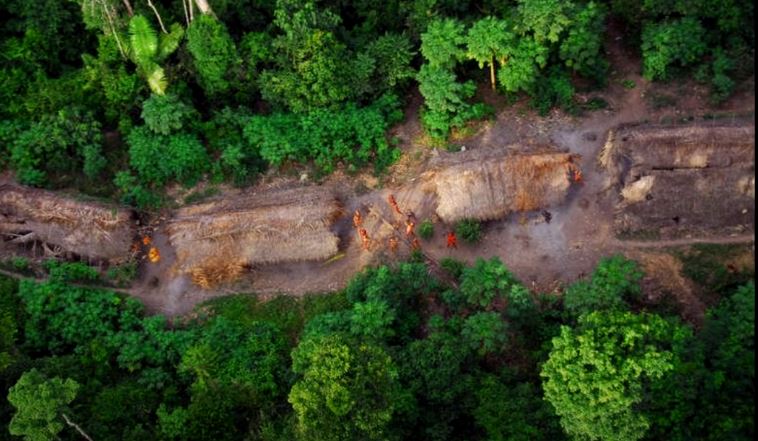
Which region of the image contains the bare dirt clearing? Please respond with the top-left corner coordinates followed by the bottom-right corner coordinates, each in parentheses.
top-left (0, 28), bottom-right (754, 318)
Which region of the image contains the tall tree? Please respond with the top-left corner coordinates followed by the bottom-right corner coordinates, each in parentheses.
top-left (7, 369), bottom-right (89, 441)
top-left (466, 17), bottom-right (514, 90)
top-left (541, 311), bottom-right (692, 441)
top-left (288, 334), bottom-right (403, 441)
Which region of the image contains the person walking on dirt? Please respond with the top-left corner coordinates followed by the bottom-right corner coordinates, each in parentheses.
top-left (388, 236), bottom-right (399, 253)
top-left (411, 237), bottom-right (421, 251)
top-left (388, 194), bottom-right (403, 216)
top-left (353, 209), bottom-right (363, 228)
top-left (405, 219), bottom-right (416, 238)
top-left (542, 210), bottom-right (552, 224)
top-left (573, 168), bottom-right (583, 184)
top-left (446, 231), bottom-right (457, 249)
top-left (358, 228), bottom-right (371, 250)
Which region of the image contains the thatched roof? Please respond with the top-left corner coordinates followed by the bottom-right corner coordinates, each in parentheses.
top-left (615, 124), bottom-right (754, 171)
top-left (432, 152), bottom-right (574, 223)
top-left (167, 186), bottom-right (341, 285)
top-left (611, 122), bottom-right (755, 238)
top-left (0, 184), bottom-right (136, 261)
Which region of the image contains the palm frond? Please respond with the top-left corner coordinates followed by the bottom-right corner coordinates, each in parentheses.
top-left (146, 65), bottom-right (168, 95)
top-left (157, 23), bottom-right (185, 62)
top-left (129, 15), bottom-right (158, 67)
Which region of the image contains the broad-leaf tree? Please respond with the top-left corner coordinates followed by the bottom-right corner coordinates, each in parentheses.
top-left (466, 17), bottom-right (514, 90)
top-left (541, 310), bottom-right (691, 441)
top-left (7, 369), bottom-right (82, 441)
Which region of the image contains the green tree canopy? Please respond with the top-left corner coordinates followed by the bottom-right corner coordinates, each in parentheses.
top-left (541, 310), bottom-right (691, 441)
top-left (466, 17), bottom-right (514, 90)
top-left (7, 369), bottom-right (80, 441)
top-left (289, 334), bottom-right (403, 441)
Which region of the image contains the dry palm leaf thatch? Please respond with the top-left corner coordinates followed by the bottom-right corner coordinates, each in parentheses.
top-left (0, 184), bottom-right (136, 262)
top-left (167, 185), bottom-right (341, 287)
top-left (611, 122), bottom-right (755, 238)
top-left (431, 152), bottom-right (574, 223)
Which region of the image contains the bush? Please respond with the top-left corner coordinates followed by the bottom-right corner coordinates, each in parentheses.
top-left (563, 255), bottom-right (642, 318)
top-left (243, 94), bottom-right (402, 174)
top-left (140, 94), bottom-right (196, 135)
top-left (455, 219), bottom-right (482, 244)
top-left (126, 127), bottom-right (209, 187)
top-left (44, 260), bottom-right (100, 284)
top-left (418, 220), bottom-right (434, 240)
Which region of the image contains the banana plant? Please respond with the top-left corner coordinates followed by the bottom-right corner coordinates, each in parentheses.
top-left (127, 15), bottom-right (184, 95)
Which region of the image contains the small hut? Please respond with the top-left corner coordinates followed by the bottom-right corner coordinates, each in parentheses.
top-left (0, 184), bottom-right (136, 262)
top-left (167, 185), bottom-right (341, 288)
top-left (432, 152), bottom-right (574, 223)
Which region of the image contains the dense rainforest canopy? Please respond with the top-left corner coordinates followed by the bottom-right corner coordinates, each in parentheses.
top-left (0, 254), bottom-right (754, 440)
top-left (0, 0), bottom-right (753, 206)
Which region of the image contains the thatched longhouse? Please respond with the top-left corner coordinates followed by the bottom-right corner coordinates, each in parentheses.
top-left (0, 184), bottom-right (136, 262)
top-left (432, 152), bottom-right (574, 223)
top-left (610, 123), bottom-right (755, 238)
top-left (167, 186), bottom-right (341, 287)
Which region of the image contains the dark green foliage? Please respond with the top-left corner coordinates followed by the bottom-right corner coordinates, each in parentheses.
top-left (140, 94), bottom-right (196, 135)
top-left (531, 66), bottom-right (575, 115)
top-left (439, 257), bottom-right (465, 280)
top-left (474, 375), bottom-right (565, 441)
top-left (558, 1), bottom-right (607, 79)
top-left (455, 218), bottom-right (482, 244)
top-left (677, 244), bottom-right (754, 297)
top-left (126, 126), bottom-right (209, 187)
top-left (186, 15), bottom-right (240, 97)
top-left (417, 220), bottom-right (435, 240)
top-left (44, 260), bottom-right (100, 284)
top-left (7, 107), bottom-right (104, 186)
top-left (345, 262), bottom-right (439, 341)
top-left (180, 317), bottom-right (288, 403)
top-left (203, 106), bottom-right (266, 185)
top-left (459, 257), bottom-right (520, 308)
top-left (0, 276), bottom-right (21, 372)
top-left (562, 255), bottom-right (642, 318)
top-left (461, 311), bottom-right (507, 356)
top-left (243, 94), bottom-right (402, 173)
top-left (696, 283), bottom-right (755, 440)
top-left (106, 261), bottom-right (138, 287)
top-left (641, 18), bottom-right (707, 81)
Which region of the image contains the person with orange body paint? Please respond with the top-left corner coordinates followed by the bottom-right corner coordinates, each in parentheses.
top-left (446, 231), bottom-right (458, 249)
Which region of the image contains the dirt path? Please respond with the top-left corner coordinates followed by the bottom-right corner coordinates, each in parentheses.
top-left (2, 23), bottom-right (753, 318)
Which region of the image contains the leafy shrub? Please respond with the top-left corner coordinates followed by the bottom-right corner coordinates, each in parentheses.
top-left (459, 257), bottom-right (519, 308)
top-left (186, 14), bottom-right (240, 97)
top-left (418, 220), bottom-right (434, 240)
top-left (243, 94), bottom-right (402, 174)
top-left (140, 94), bottom-right (196, 135)
top-left (440, 257), bottom-right (466, 280)
top-left (44, 260), bottom-right (100, 284)
top-left (641, 18), bottom-right (707, 80)
top-left (126, 126), bottom-right (209, 187)
top-left (106, 261), bottom-right (138, 287)
top-left (563, 255), bottom-right (642, 318)
top-left (531, 67), bottom-right (575, 116)
top-left (203, 107), bottom-right (265, 185)
top-left (461, 312), bottom-right (507, 356)
top-left (8, 107), bottom-right (104, 186)
top-left (455, 219), bottom-right (482, 244)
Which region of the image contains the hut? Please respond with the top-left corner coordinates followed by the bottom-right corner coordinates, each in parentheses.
top-left (609, 122), bottom-right (755, 238)
top-left (0, 183), bottom-right (136, 262)
top-left (167, 185), bottom-right (341, 288)
top-left (432, 152), bottom-right (575, 223)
